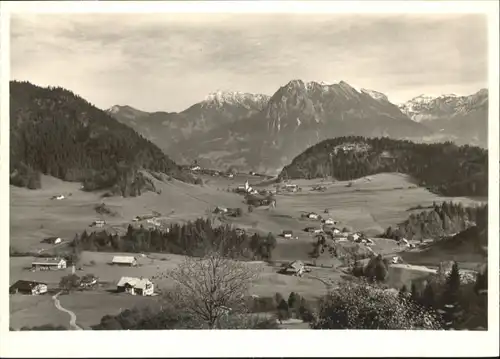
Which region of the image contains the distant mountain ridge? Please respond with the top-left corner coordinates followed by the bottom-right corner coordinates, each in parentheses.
top-left (108, 80), bottom-right (488, 174)
top-left (107, 90), bottom-right (270, 158)
top-left (110, 79), bottom-right (434, 174)
top-left (398, 89), bottom-right (488, 147)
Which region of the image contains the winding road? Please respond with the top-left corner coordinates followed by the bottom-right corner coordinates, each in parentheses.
top-left (52, 292), bottom-right (82, 330)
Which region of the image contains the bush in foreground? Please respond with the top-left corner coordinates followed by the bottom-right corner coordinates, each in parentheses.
top-left (310, 280), bottom-right (443, 330)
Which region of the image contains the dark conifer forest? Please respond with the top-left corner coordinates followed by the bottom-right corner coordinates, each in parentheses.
top-left (383, 202), bottom-right (487, 241)
top-left (279, 136), bottom-right (487, 197)
top-left (9, 81), bottom-right (194, 193)
top-left (72, 218), bottom-right (277, 261)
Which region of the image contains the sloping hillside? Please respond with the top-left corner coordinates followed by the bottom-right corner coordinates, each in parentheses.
top-left (400, 206), bottom-right (488, 268)
top-left (279, 136), bottom-right (487, 197)
top-left (383, 202), bottom-right (487, 241)
top-left (10, 81), bottom-right (194, 194)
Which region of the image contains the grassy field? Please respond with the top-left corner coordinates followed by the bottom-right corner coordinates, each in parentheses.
top-left (9, 250), bottom-right (335, 328)
top-left (10, 294), bottom-right (70, 330)
top-left (9, 172), bottom-right (486, 329)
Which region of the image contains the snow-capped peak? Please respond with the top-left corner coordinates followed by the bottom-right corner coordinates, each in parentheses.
top-left (202, 90), bottom-right (270, 109)
top-left (360, 88), bottom-right (389, 102)
top-left (399, 89), bottom-right (488, 122)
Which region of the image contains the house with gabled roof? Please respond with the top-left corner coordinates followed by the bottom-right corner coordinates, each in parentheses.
top-left (10, 280), bottom-right (48, 295)
top-left (283, 260), bottom-right (305, 276)
top-left (31, 258), bottom-right (67, 271)
top-left (111, 256), bottom-right (138, 266)
top-left (116, 276), bottom-right (154, 296)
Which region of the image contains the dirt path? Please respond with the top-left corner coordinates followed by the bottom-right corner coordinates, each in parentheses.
top-left (52, 292), bottom-right (82, 330)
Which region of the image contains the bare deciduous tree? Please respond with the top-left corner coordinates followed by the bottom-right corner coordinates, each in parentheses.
top-left (158, 251), bottom-right (261, 329)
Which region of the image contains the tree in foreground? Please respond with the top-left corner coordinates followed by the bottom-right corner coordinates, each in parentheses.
top-left (157, 251), bottom-right (261, 329)
top-left (310, 280), bottom-right (442, 329)
top-left (421, 282), bottom-right (436, 309)
top-left (277, 299), bottom-right (290, 323)
top-left (59, 274), bottom-right (81, 293)
top-left (440, 261), bottom-right (463, 329)
top-left (364, 254), bottom-right (389, 282)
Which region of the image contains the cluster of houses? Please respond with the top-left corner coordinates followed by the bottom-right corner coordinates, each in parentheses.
top-left (90, 219), bottom-right (106, 228)
top-left (332, 142), bottom-right (371, 155)
top-left (235, 180), bottom-right (258, 195)
top-left (10, 274), bottom-right (100, 295)
top-left (12, 255), bottom-right (156, 297)
top-left (300, 211), bottom-right (338, 225)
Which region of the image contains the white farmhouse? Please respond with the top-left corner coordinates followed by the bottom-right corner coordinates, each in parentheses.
top-left (116, 277), bottom-right (154, 296)
top-left (31, 258), bottom-right (67, 271)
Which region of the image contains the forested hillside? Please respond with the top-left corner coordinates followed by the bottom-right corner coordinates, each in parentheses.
top-left (10, 81), bottom-right (194, 194)
top-left (280, 136), bottom-right (487, 197)
top-left (383, 202), bottom-right (487, 241)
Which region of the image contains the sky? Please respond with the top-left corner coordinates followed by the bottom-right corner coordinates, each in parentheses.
top-left (10, 13), bottom-right (488, 112)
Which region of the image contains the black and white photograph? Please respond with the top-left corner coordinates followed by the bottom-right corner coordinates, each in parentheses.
top-left (1, 1), bottom-right (498, 358)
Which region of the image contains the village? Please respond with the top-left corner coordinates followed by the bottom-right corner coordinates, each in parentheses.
top-left (9, 171), bottom-right (440, 320)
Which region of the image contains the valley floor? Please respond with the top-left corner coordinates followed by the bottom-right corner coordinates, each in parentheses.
top-left (9, 172), bottom-right (486, 329)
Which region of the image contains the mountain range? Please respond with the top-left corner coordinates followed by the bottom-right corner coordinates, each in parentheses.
top-left (398, 89), bottom-right (488, 148)
top-left (105, 80), bottom-right (487, 174)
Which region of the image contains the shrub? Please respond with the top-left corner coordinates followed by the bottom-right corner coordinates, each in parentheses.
top-left (277, 299), bottom-right (290, 321)
top-left (364, 254), bottom-right (389, 282)
top-left (298, 298), bottom-right (315, 322)
top-left (248, 296), bottom-right (276, 313)
top-left (311, 280), bottom-right (442, 329)
top-left (59, 274), bottom-right (81, 293)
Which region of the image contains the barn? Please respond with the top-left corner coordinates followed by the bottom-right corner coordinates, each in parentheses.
top-left (31, 258), bottom-right (67, 271)
top-left (112, 256), bottom-right (138, 266)
top-left (10, 280), bottom-right (48, 295)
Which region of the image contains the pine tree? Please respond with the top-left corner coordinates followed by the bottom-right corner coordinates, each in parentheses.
top-left (474, 267), bottom-right (488, 295)
top-left (398, 285), bottom-right (408, 300)
top-left (410, 282), bottom-right (419, 302)
top-left (421, 282), bottom-right (436, 309)
top-left (441, 261), bottom-right (462, 329)
top-left (288, 292), bottom-right (298, 309)
top-left (277, 299), bottom-right (290, 322)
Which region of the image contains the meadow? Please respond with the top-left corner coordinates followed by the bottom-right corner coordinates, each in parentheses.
top-left (9, 172), bottom-right (485, 329)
